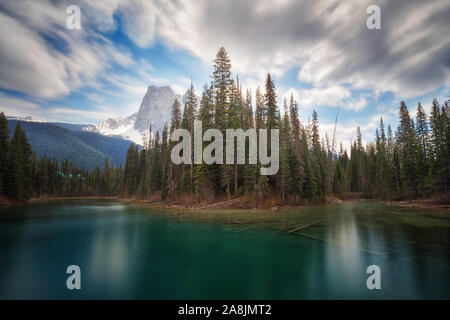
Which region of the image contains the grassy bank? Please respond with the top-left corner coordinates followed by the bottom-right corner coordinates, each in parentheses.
top-left (385, 199), bottom-right (450, 211)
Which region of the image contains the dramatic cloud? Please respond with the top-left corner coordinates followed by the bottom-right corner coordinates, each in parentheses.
top-left (0, 0), bottom-right (448, 125)
top-left (0, 0), bottom-right (133, 98)
top-left (102, 0), bottom-right (449, 98)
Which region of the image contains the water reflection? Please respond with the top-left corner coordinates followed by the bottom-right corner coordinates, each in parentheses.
top-left (0, 201), bottom-right (448, 299)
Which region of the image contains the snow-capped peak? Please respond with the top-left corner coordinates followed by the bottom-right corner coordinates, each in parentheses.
top-left (85, 85), bottom-right (185, 145)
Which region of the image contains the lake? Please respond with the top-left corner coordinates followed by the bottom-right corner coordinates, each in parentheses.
top-left (0, 200), bottom-right (448, 299)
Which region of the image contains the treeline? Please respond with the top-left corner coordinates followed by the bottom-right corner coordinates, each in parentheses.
top-left (344, 99), bottom-right (450, 199)
top-left (1, 47), bottom-right (449, 204)
top-left (121, 47), bottom-right (450, 204)
top-left (0, 112), bottom-right (124, 201)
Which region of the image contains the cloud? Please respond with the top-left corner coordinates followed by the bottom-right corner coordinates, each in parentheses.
top-left (346, 98), bottom-right (368, 112)
top-left (0, 91), bottom-right (117, 123)
top-left (295, 0), bottom-right (450, 98)
top-left (104, 0), bottom-right (449, 99)
top-left (46, 106), bottom-right (116, 123)
top-left (319, 114), bottom-right (384, 152)
top-left (0, 0), bottom-right (449, 125)
top-left (0, 11), bottom-right (70, 98)
top-left (0, 0), bottom-right (134, 99)
top-left (297, 85), bottom-right (351, 108)
top-left (0, 93), bottom-right (42, 117)
top-left (281, 85), bottom-right (358, 110)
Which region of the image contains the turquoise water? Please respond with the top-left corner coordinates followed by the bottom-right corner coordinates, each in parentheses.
top-left (0, 200), bottom-right (448, 299)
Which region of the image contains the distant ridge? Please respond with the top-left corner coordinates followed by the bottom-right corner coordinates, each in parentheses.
top-left (5, 85), bottom-right (190, 148)
top-left (7, 120), bottom-right (133, 170)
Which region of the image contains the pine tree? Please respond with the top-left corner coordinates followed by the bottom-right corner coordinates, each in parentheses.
top-left (279, 98), bottom-right (292, 202)
top-left (255, 87), bottom-right (265, 131)
top-left (194, 85), bottom-right (216, 197)
top-left (185, 82), bottom-right (198, 191)
top-left (301, 128), bottom-right (316, 200)
top-left (160, 123), bottom-right (169, 200)
top-left (289, 94), bottom-right (305, 192)
top-left (170, 98), bottom-right (182, 135)
top-left (241, 88), bottom-right (258, 193)
top-left (311, 110), bottom-right (325, 198)
top-left (397, 101), bottom-right (417, 198)
top-left (443, 100), bottom-right (450, 191)
top-left (227, 77), bottom-right (242, 194)
top-left (169, 98), bottom-right (182, 194)
top-left (124, 143), bottom-right (140, 197)
top-left (149, 131), bottom-right (162, 194)
top-left (0, 112), bottom-right (9, 193)
top-left (244, 89), bottom-right (254, 129)
top-left (264, 73), bottom-right (280, 187)
top-left (137, 147), bottom-right (147, 198)
top-left (264, 73), bottom-right (279, 131)
top-left (213, 46), bottom-right (232, 132)
top-left (429, 98), bottom-right (449, 192)
top-left (212, 47), bottom-right (233, 197)
top-left (7, 123), bottom-right (33, 200)
top-left (333, 160), bottom-right (346, 196)
top-left (375, 118), bottom-right (389, 198)
top-left (415, 103), bottom-right (429, 196)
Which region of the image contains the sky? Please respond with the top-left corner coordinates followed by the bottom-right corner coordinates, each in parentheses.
top-left (0, 0), bottom-right (449, 149)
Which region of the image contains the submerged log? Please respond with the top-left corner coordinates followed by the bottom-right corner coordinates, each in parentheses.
top-left (287, 219), bottom-right (323, 234)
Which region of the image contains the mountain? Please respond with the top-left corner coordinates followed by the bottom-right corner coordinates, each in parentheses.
top-left (134, 85), bottom-right (181, 131)
top-left (3, 85), bottom-right (189, 169)
top-left (50, 122), bottom-right (96, 132)
top-left (83, 112), bottom-right (141, 143)
top-left (7, 120), bottom-right (133, 170)
top-left (87, 85), bottom-right (183, 144)
top-left (6, 116), bottom-right (97, 133)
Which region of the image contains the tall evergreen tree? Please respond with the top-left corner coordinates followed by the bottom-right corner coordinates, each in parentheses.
top-left (415, 103), bottom-right (429, 195)
top-left (289, 94), bottom-right (305, 193)
top-left (311, 110), bottom-right (326, 197)
top-left (194, 85), bottom-right (216, 197)
top-left (0, 112), bottom-right (9, 193)
top-left (213, 46), bottom-right (232, 132)
top-left (397, 101), bottom-right (417, 198)
top-left (160, 123), bottom-right (169, 200)
top-left (185, 82), bottom-right (198, 191)
top-left (169, 98), bottom-right (182, 194)
top-left (7, 123), bottom-right (33, 200)
top-left (212, 47), bottom-right (232, 196)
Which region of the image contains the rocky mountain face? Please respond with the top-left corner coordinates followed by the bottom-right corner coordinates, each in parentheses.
top-left (86, 85), bottom-right (183, 145)
top-left (134, 85), bottom-right (181, 131)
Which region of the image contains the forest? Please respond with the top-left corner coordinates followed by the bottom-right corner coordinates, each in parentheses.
top-left (0, 47), bottom-right (449, 205)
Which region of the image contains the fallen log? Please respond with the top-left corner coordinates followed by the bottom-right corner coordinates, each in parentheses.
top-left (287, 219), bottom-right (323, 234)
top-left (195, 198), bottom-right (241, 210)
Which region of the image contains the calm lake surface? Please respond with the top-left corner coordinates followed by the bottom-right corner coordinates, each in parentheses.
top-left (0, 200), bottom-right (448, 299)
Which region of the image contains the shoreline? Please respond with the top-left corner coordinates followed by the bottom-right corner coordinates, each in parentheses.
top-left (2, 195), bottom-right (448, 214)
top-left (29, 196), bottom-right (118, 203)
top-left (384, 199), bottom-right (450, 212)
top-left (121, 195), bottom-right (347, 211)
top-left (127, 198), bottom-right (450, 234)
